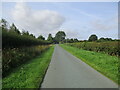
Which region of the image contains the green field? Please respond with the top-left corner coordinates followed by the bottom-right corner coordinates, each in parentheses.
top-left (2, 46), bottom-right (54, 88)
top-left (60, 44), bottom-right (119, 84)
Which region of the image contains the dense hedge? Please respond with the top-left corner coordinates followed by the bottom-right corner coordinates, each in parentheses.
top-left (67, 41), bottom-right (120, 56)
top-left (1, 19), bottom-right (52, 77)
top-left (2, 45), bottom-right (50, 77)
top-left (2, 30), bottom-right (51, 48)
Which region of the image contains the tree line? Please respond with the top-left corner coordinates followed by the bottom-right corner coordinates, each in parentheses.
top-left (1, 19), bottom-right (53, 48)
top-left (47, 32), bottom-right (117, 43)
top-left (1, 19), bottom-right (118, 48)
top-left (1, 19), bottom-right (73, 48)
top-left (1, 19), bottom-right (76, 47)
top-left (87, 34), bottom-right (116, 42)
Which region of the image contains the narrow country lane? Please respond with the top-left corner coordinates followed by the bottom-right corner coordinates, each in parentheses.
top-left (41, 45), bottom-right (118, 88)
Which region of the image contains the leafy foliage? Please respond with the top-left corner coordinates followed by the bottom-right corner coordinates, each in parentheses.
top-left (1, 19), bottom-right (51, 48)
top-left (65, 38), bottom-right (79, 43)
top-left (2, 45), bottom-right (50, 77)
top-left (2, 30), bottom-right (50, 48)
top-left (67, 41), bottom-right (119, 56)
top-left (1, 19), bottom-right (52, 77)
top-left (54, 31), bottom-right (66, 43)
top-left (47, 34), bottom-right (53, 43)
top-left (3, 46), bottom-right (54, 88)
top-left (38, 35), bottom-right (45, 40)
top-left (98, 37), bottom-right (113, 42)
top-left (88, 34), bottom-right (98, 41)
top-left (9, 23), bottom-right (20, 34)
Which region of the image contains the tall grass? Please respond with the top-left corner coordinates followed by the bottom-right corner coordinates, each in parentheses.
top-left (2, 45), bottom-right (50, 77)
top-left (1, 19), bottom-right (52, 76)
top-left (3, 46), bottom-right (54, 88)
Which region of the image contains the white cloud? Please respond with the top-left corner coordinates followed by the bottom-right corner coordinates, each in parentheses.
top-left (65, 29), bottom-right (79, 38)
top-left (87, 15), bottom-right (118, 39)
top-left (90, 16), bottom-right (118, 31)
top-left (12, 2), bottom-right (65, 37)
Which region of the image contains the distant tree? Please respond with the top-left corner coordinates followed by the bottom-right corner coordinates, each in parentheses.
top-left (88, 34), bottom-right (98, 41)
top-left (74, 38), bottom-right (79, 42)
top-left (99, 37), bottom-right (105, 42)
top-left (2, 19), bottom-right (51, 48)
top-left (106, 38), bottom-right (112, 41)
top-left (70, 38), bottom-right (74, 43)
top-left (54, 31), bottom-right (66, 43)
top-left (47, 34), bottom-right (53, 42)
top-left (22, 30), bottom-right (29, 36)
top-left (30, 34), bottom-right (36, 38)
top-left (66, 38), bottom-right (74, 43)
top-left (114, 39), bottom-right (120, 41)
top-left (83, 40), bottom-right (87, 42)
top-left (99, 37), bottom-right (112, 42)
top-left (9, 23), bottom-right (20, 34)
top-left (0, 19), bottom-right (9, 31)
top-left (65, 38), bottom-right (70, 43)
top-left (38, 35), bottom-right (45, 40)
top-left (62, 39), bottom-right (67, 43)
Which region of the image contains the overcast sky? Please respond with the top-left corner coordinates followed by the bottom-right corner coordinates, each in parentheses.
top-left (2, 2), bottom-right (118, 40)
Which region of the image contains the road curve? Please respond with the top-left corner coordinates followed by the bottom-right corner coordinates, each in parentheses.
top-left (41, 45), bottom-right (118, 88)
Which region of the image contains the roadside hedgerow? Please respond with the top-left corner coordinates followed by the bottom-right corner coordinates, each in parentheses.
top-left (2, 45), bottom-right (50, 77)
top-left (67, 41), bottom-right (119, 56)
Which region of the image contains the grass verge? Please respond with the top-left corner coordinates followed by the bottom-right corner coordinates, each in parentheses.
top-left (60, 44), bottom-right (119, 84)
top-left (2, 46), bottom-right (54, 88)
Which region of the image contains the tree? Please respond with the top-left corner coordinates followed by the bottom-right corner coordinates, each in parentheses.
top-left (38, 35), bottom-right (45, 40)
top-left (30, 34), bottom-right (35, 38)
top-left (54, 31), bottom-right (66, 43)
top-left (9, 23), bottom-right (20, 34)
top-left (47, 34), bottom-right (53, 42)
top-left (0, 19), bottom-right (9, 31)
top-left (74, 38), bottom-right (79, 42)
top-left (70, 38), bottom-right (74, 43)
top-left (88, 34), bottom-right (98, 41)
top-left (22, 30), bottom-right (29, 36)
top-left (99, 37), bottom-right (105, 42)
top-left (99, 37), bottom-right (112, 42)
top-left (105, 38), bottom-right (112, 41)
top-left (66, 38), bottom-right (70, 43)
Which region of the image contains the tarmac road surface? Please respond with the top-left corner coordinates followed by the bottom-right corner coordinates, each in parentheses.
top-left (41, 45), bottom-right (118, 88)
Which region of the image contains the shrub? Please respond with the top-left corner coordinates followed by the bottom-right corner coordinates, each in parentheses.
top-left (2, 30), bottom-right (51, 48)
top-left (2, 45), bottom-right (50, 77)
top-left (67, 41), bottom-right (119, 56)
